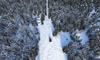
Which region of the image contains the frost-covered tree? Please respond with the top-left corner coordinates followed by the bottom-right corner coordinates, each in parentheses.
top-left (48, 0), bottom-right (100, 60)
top-left (0, 0), bottom-right (46, 60)
top-left (0, 0), bottom-right (100, 60)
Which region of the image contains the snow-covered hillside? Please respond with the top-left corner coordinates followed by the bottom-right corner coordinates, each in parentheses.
top-left (36, 0), bottom-right (67, 60)
top-left (0, 0), bottom-right (100, 60)
top-left (36, 15), bottom-right (67, 60)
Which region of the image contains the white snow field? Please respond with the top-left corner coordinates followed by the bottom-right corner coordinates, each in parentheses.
top-left (36, 0), bottom-right (67, 60)
top-left (59, 32), bottom-right (71, 48)
top-left (36, 15), bottom-right (67, 60)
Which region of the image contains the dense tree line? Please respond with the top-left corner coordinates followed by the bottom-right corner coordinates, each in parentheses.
top-left (0, 0), bottom-right (100, 60)
top-left (0, 0), bottom-right (46, 60)
top-left (48, 0), bottom-right (100, 60)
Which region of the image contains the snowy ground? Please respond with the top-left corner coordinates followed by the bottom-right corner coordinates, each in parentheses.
top-left (36, 0), bottom-right (67, 60)
top-left (36, 16), bottom-right (67, 60)
top-left (76, 29), bottom-right (89, 45)
top-left (59, 32), bottom-right (71, 48)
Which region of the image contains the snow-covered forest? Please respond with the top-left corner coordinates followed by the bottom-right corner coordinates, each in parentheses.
top-left (0, 0), bottom-right (100, 60)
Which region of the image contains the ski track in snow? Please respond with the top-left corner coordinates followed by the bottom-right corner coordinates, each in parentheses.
top-left (36, 16), bottom-right (66, 60)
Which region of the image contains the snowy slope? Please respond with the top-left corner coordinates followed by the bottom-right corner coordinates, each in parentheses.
top-left (59, 32), bottom-right (71, 48)
top-left (36, 15), bottom-right (67, 60)
top-left (36, 0), bottom-right (67, 60)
